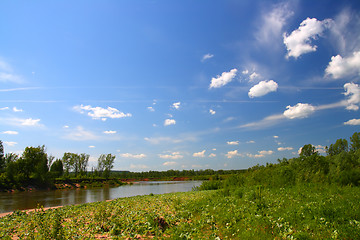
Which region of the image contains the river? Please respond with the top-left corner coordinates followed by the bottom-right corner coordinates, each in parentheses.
top-left (0, 181), bottom-right (202, 213)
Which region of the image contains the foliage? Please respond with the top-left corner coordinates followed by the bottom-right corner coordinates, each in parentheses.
top-left (97, 154), bottom-right (115, 178)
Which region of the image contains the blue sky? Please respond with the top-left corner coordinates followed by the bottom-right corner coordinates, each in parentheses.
top-left (1, 0), bottom-right (360, 171)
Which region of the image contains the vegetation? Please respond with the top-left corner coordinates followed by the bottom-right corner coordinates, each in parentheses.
top-left (0, 132), bottom-right (359, 238)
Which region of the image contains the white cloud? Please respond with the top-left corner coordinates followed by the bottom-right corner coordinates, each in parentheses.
top-left (163, 161), bottom-right (178, 166)
top-left (172, 102), bottom-right (181, 110)
top-left (315, 145), bottom-right (327, 154)
top-left (4, 141), bottom-right (17, 147)
top-left (0, 59), bottom-right (23, 83)
top-left (159, 152), bottom-right (183, 160)
top-left (227, 141), bottom-right (239, 145)
top-left (209, 109), bottom-right (216, 115)
top-left (8, 118), bottom-right (42, 127)
top-left (247, 140), bottom-right (255, 144)
top-left (256, 2), bottom-right (294, 45)
top-left (164, 119), bottom-right (176, 126)
top-left (209, 68), bottom-right (238, 89)
top-left (2, 131), bottom-right (18, 135)
top-left (248, 80), bottom-right (278, 98)
top-left (103, 130), bottom-right (117, 134)
top-left (247, 150), bottom-right (273, 158)
top-left (226, 150), bottom-right (243, 159)
top-left (88, 145), bottom-right (96, 148)
top-left (120, 153), bottom-right (147, 159)
top-left (144, 137), bottom-right (183, 144)
top-left (343, 82), bottom-right (360, 111)
top-left (344, 119), bottom-right (360, 125)
top-left (12, 107), bottom-right (23, 112)
top-left (209, 153), bottom-right (216, 158)
top-left (193, 150), bottom-right (206, 157)
top-left (242, 69), bottom-right (249, 75)
top-left (278, 147), bottom-right (293, 151)
top-left (73, 104), bottom-right (131, 121)
top-left (283, 103), bottom-right (315, 119)
top-left (201, 53), bottom-right (214, 62)
top-left (240, 113), bottom-right (285, 129)
top-left (0, 107), bottom-right (9, 111)
top-left (147, 106), bottom-right (155, 112)
top-left (63, 125), bottom-right (69, 129)
top-left (283, 17), bottom-right (332, 58)
top-left (325, 51), bottom-right (360, 79)
top-left (273, 135), bottom-right (279, 139)
top-left (63, 126), bottom-right (98, 141)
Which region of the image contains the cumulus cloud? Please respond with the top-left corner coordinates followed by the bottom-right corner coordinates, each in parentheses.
top-left (343, 82), bottom-right (360, 111)
top-left (88, 145), bottom-right (95, 148)
top-left (120, 153), bottom-right (147, 159)
top-left (227, 141), bottom-right (239, 145)
top-left (226, 150), bottom-right (243, 159)
top-left (209, 153), bottom-right (216, 158)
top-left (247, 150), bottom-right (274, 158)
top-left (201, 53), bottom-right (214, 62)
top-left (2, 131), bottom-right (18, 135)
top-left (193, 150), bottom-right (206, 157)
top-left (4, 141), bottom-right (17, 147)
top-left (209, 109), bottom-right (216, 115)
top-left (73, 104), bottom-right (131, 121)
top-left (344, 119), bottom-right (360, 125)
top-left (103, 130), bottom-right (116, 134)
top-left (172, 102), bottom-right (181, 110)
top-left (283, 17), bottom-right (332, 58)
top-left (248, 80), bottom-right (278, 98)
top-left (325, 51), bottom-right (360, 79)
top-left (164, 119), bottom-right (176, 126)
top-left (278, 147), bottom-right (293, 151)
top-left (159, 152), bottom-right (183, 160)
top-left (209, 69), bottom-right (238, 89)
top-left (283, 103), bottom-right (315, 119)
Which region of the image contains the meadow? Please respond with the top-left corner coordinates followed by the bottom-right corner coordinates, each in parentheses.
top-left (0, 183), bottom-right (359, 239)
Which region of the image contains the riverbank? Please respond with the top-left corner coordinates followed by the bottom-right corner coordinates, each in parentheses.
top-left (1, 184), bottom-right (359, 239)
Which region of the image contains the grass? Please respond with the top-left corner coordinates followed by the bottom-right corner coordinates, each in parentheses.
top-left (1, 184), bottom-right (359, 239)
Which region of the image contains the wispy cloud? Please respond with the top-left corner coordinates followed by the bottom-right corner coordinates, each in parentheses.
top-left (120, 153), bottom-right (147, 159)
top-left (4, 141), bottom-right (17, 147)
top-left (2, 130), bottom-right (18, 135)
top-left (0, 59), bottom-right (24, 84)
top-left (63, 126), bottom-right (99, 141)
top-left (164, 119), bottom-right (176, 126)
top-left (193, 150), bottom-right (206, 157)
top-left (201, 53), bottom-right (214, 62)
top-left (171, 102), bottom-right (181, 110)
top-left (159, 152), bottom-right (183, 160)
top-left (103, 130), bottom-right (117, 134)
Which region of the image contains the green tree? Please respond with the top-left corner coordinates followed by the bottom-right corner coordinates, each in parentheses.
top-left (327, 138), bottom-right (348, 156)
top-left (350, 132), bottom-right (360, 152)
top-left (300, 144), bottom-right (317, 158)
top-left (78, 153), bottom-right (89, 176)
top-left (0, 140), bottom-right (5, 172)
top-left (50, 159), bottom-right (64, 178)
top-left (21, 145), bottom-right (49, 183)
top-left (97, 154), bottom-right (115, 178)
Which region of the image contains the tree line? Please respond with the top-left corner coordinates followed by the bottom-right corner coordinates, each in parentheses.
top-left (0, 144), bottom-right (115, 190)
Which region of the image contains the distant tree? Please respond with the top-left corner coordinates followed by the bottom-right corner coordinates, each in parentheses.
top-left (50, 159), bottom-right (64, 178)
top-left (97, 154), bottom-right (115, 178)
top-left (327, 139), bottom-right (348, 156)
top-left (300, 144), bottom-right (317, 158)
top-left (78, 153), bottom-right (89, 176)
top-left (350, 132), bottom-right (360, 152)
top-left (0, 140), bottom-right (4, 172)
top-left (62, 152), bottom-right (74, 176)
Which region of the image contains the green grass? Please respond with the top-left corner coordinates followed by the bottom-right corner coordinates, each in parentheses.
top-left (1, 184), bottom-right (359, 239)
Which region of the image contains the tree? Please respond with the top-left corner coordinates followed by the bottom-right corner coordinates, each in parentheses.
top-left (78, 153), bottom-right (89, 176)
top-left (97, 154), bottom-right (115, 178)
top-left (50, 159), bottom-right (64, 178)
top-left (327, 138), bottom-right (348, 156)
top-left (0, 140), bottom-right (4, 172)
top-left (300, 144), bottom-right (317, 158)
top-left (350, 132), bottom-right (360, 152)
top-left (21, 145), bottom-right (49, 183)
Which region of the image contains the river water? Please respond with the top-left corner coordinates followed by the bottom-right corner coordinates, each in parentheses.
top-left (0, 181), bottom-right (202, 213)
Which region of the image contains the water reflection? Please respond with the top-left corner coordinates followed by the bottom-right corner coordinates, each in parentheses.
top-left (0, 181), bottom-right (202, 213)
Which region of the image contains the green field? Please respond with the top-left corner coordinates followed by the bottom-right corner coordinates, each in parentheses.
top-left (1, 183), bottom-right (359, 239)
